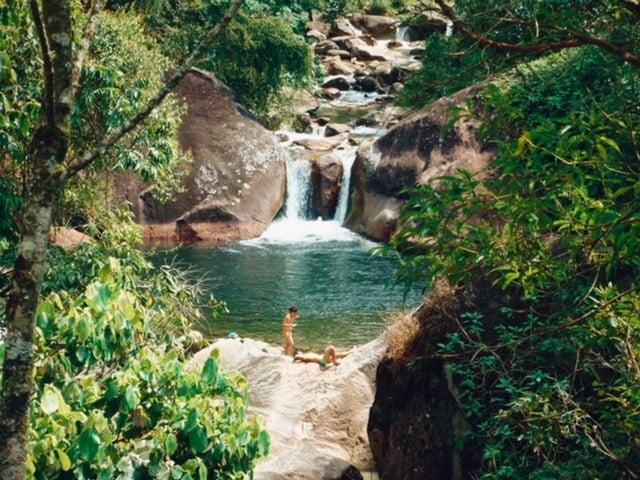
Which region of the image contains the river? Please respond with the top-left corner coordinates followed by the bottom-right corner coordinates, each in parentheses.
top-left (153, 25), bottom-right (425, 352)
top-left (155, 147), bottom-right (423, 351)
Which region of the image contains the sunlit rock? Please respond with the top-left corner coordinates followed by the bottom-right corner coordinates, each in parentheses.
top-left (115, 69), bottom-right (287, 246)
top-left (188, 335), bottom-right (388, 480)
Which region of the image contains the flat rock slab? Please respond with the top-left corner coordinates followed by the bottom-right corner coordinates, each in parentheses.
top-left (189, 335), bottom-right (388, 479)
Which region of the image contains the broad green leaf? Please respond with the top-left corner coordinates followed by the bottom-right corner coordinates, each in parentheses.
top-left (165, 432), bottom-right (178, 456)
top-left (188, 426), bottom-right (208, 454)
top-left (125, 386), bottom-right (140, 410)
top-left (186, 408), bottom-right (200, 431)
top-left (76, 427), bottom-right (101, 461)
top-left (116, 291), bottom-right (137, 319)
top-left (201, 357), bottom-right (218, 385)
top-left (74, 317), bottom-right (91, 342)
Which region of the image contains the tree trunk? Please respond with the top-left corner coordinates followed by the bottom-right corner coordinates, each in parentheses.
top-left (0, 199), bottom-right (55, 478)
top-left (0, 1), bottom-right (244, 477)
top-left (0, 1), bottom-right (72, 478)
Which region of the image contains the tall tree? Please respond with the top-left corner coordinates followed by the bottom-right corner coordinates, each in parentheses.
top-left (0, 0), bottom-right (245, 478)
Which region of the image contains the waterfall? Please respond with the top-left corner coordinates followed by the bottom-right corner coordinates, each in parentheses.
top-left (282, 145), bottom-right (356, 225)
top-left (396, 25), bottom-right (412, 42)
top-left (283, 153), bottom-right (313, 220)
top-left (254, 144), bottom-right (361, 243)
top-left (334, 145), bottom-right (357, 224)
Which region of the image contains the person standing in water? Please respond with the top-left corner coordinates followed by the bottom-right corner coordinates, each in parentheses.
top-left (282, 305), bottom-right (299, 356)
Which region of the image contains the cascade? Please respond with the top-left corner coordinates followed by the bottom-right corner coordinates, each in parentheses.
top-left (257, 130), bottom-right (359, 242)
top-left (333, 145), bottom-right (357, 224)
top-left (282, 151), bottom-right (313, 220)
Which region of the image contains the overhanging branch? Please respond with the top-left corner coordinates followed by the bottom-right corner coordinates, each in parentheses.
top-left (434, 0), bottom-right (640, 68)
top-left (64, 0), bottom-right (246, 180)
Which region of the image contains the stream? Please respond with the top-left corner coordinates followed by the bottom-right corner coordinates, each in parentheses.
top-left (154, 25), bottom-right (425, 352)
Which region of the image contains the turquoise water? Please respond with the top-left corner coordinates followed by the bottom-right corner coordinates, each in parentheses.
top-left (154, 219), bottom-right (422, 351)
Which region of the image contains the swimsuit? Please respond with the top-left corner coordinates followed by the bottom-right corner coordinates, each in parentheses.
top-left (319, 356), bottom-right (329, 368)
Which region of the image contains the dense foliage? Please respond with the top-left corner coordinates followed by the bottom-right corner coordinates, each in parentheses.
top-left (0, 1), bottom-right (187, 262)
top-left (131, 0), bottom-right (315, 121)
top-left (32, 238), bottom-right (269, 478)
top-left (1, 1), bottom-right (270, 477)
top-left (385, 1), bottom-right (640, 477)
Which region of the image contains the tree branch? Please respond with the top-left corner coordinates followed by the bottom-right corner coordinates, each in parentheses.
top-left (71, 0), bottom-right (106, 102)
top-left (29, 0), bottom-right (55, 129)
top-left (64, 0), bottom-right (246, 180)
top-left (434, 0), bottom-right (640, 68)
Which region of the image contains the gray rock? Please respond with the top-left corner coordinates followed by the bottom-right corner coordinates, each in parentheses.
top-left (188, 335), bottom-right (389, 479)
top-left (322, 76), bottom-right (352, 91)
top-left (351, 14), bottom-right (397, 39)
top-left (116, 69), bottom-right (287, 245)
top-left (311, 153), bottom-right (344, 219)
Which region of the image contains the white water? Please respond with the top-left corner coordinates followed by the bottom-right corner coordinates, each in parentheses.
top-left (252, 20), bottom-right (422, 246)
top-left (254, 132), bottom-right (364, 245)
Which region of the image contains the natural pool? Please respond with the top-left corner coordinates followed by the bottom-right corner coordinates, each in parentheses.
top-left (154, 219), bottom-right (423, 352)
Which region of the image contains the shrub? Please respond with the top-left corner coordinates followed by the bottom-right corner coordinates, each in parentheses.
top-left (25, 258), bottom-right (269, 478)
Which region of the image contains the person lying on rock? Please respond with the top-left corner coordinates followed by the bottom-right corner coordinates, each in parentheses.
top-left (293, 345), bottom-right (355, 368)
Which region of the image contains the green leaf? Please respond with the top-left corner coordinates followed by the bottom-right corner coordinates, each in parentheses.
top-left (198, 464), bottom-right (207, 480)
top-left (186, 408), bottom-right (200, 431)
top-left (188, 426), bottom-right (208, 454)
top-left (76, 427), bottom-right (101, 461)
top-left (36, 300), bottom-right (55, 329)
top-left (74, 317), bottom-right (91, 342)
top-left (125, 386), bottom-right (140, 410)
top-left (165, 432), bottom-right (178, 456)
top-left (201, 357), bottom-right (218, 385)
top-left (56, 448), bottom-right (72, 471)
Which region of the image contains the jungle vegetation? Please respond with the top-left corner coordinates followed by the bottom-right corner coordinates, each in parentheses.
top-left (386, 0), bottom-right (640, 477)
top-left (3, 0), bottom-right (639, 478)
top-left (0, 0), bottom-right (333, 478)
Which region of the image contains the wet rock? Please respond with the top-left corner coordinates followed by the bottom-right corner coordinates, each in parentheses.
top-left (322, 87), bottom-right (342, 100)
top-left (327, 59), bottom-right (358, 76)
top-left (349, 44), bottom-right (391, 62)
top-left (322, 76), bottom-right (352, 91)
top-left (344, 83), bottom-right (495, 242)
top-left (355, 75), bottom-right (382, 93)
top-left (314, 39), bottom-right (341, 55)
top-left (351, 14), bottom-right (397, 39)
top-left (330, 17), bottom-right (359, 38)
top-left (295, 112), bottom-right (313, 133)
top-left (306, 28), bottom-right (326, 42)
top-left (293, 133), bottom-right (350, 152)
top-left (311, 153), bottom-right (344, 219)
top-left (325, 123), bottom-right (352, 137)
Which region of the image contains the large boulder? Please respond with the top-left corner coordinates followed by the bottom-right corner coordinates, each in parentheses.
top-left (344, 83), bottom-right (495, 241)
top-left (310, 153), bottom-right (344, 219)
top-left (189, 336), bottom-right (388, 480)
top-left (117, 68), bottom-right (287, 245)
top-left (368, 279), bottom-right (527, 479)
top-left (350, 14), bottom-right (397, 39)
